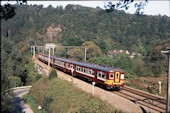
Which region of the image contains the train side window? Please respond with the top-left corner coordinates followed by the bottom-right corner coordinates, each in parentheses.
top-left (90, 69), bottom-right (92, 75)
top-left (87, 69), bottom-right (90, 74)
top-left (86, 69), bottom-right (88, 73)
top-left (97, 71), bottom-right (99, 76)
top-left (98, 72), bottom-right (101, 77)
top-left (102, 73), bottom-right (105, 79)
top-left (110, 74), bottom-right (114, 79)
top-left (66, 63), bottom-right (69, 68)
top-left (100, 72), bottom-right (102, 77)
top-left (93, 71), bottom-right (95, 75)
top-left (61, 62), bottom-right (64, 66)
top-left (70, 64), bottom-right (73, 68)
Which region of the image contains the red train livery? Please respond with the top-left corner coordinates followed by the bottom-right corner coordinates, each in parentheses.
top-left (38, 53), bottom-right (125, 90)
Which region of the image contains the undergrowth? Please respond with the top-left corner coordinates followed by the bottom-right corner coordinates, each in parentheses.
top-left (25, 77), bottom-right (121, 113)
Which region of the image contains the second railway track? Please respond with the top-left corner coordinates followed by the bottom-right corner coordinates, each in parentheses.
top-left (113, 86), bottom-right (166, 113)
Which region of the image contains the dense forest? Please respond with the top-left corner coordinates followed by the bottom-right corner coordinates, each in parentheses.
top-left (1, 4), bottom-right (170, 112)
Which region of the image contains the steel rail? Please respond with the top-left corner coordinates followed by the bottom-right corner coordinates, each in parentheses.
top-left (123, 86), bottom-right (166, 104)
top-left (113, 86), bottom-right (166, 112)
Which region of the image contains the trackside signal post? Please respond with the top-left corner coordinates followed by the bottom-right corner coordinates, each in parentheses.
top-left (92, 82), bottom-right (95, 95)
top-left (31, 46), bottom-right (36, 57)
top-left (161, 47), bottom-right (170, 113)
top-left (158, 81), bottom-right (162, 94)
top-left (45, 43), bottom-right (56, 68)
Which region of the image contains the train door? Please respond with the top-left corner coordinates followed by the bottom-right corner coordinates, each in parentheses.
top-left (114, 72), bottom-right (120, 83)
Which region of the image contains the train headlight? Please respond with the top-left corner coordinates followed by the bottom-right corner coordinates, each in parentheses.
top-left (121, 74), bottom-right (124, 79)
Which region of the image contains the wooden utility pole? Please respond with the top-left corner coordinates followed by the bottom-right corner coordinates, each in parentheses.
top-left (161, 47), bottom-right (170, 113)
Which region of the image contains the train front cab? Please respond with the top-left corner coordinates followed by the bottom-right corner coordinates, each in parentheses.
top-left (104, 71), bottom-right (124, 91)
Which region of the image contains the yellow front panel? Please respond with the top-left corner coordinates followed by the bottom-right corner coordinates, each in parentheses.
top-left (104, 80), bottom-right (113, 85)
top-left (104, 80), bottom-right (124, 85)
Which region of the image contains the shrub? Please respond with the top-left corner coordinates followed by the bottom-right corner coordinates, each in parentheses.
top-left (42, 96), bottom-right (53, 112)
top-left (34, 74), bottom-right (42, 82)
top-left (49, 69), bottom-right (57, 79)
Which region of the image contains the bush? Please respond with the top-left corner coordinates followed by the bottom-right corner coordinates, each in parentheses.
top-left (42, 96), bottom-right (53, 112)
top-left (34, 74), bottom-right (42, 82)
top-left (49, 69), bottom-right (57, 79)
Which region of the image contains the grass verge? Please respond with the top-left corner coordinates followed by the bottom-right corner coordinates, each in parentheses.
top-left (22, 94), bottom-right (46, 113)
top-left (25, 76), bottom-right (121, 113)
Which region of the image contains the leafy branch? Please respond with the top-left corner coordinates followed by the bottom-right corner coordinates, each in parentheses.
top-left (0, 0), bottom-right (27, 20)
top-left (105, 0), bottom-right (148, 15)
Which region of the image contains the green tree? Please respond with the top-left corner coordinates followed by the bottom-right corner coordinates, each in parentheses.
top-left (67, 47), bottom-right (85, 61)
top-left (82, 41), bottom-right (102, 60)
top-left (8, 76), bottom-right (23, 87)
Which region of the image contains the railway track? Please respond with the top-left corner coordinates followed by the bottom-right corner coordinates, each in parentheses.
top-left (113, 86), bottom-right (166, 113)
top-left (34, 56), bottom-right (167, 112)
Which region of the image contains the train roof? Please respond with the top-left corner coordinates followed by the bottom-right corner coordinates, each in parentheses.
top-left (38, 53), bottom-right (124, 73)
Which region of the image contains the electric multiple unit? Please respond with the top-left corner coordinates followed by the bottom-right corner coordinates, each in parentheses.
top-left (38, 53), bottom-right (124, 90)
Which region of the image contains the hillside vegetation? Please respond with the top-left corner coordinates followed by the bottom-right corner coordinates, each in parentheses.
top-left (1, 4), bottom-right (170, 112)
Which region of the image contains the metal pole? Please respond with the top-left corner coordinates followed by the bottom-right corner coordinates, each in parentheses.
top-left (92, 82), bottom-right (95, 95)
top-left (43, 48), bottom-right (44, 53)
top-left (53, 48), bottom-right (54, 55)
top-left (158, 81), bottom-right (162, 94)
top-left (167, 50), bottom-right (170, 112)
top-left (48, 48), bottom-right (51, 67)
top-left (33, 46), bottom-right (35, 57)
top-left (71, 68), bottom-right (73, 82)
top-left (162, 47), bottom-right (170, 113)
top-left (85, 47), bottom-right (86, 61)
top-left (31, 46), bottom-right (32, 55)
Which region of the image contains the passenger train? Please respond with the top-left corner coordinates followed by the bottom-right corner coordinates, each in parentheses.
top-left (38, 53), bottom-right (125, 90)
